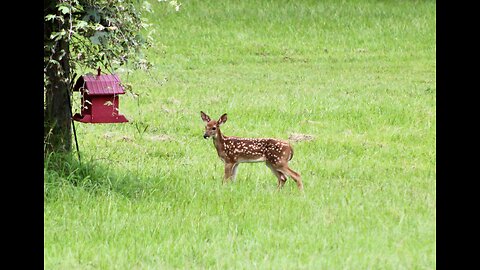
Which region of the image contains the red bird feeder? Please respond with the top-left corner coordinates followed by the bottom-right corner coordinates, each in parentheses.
top-left (73, 68), bottom-right (128, 123)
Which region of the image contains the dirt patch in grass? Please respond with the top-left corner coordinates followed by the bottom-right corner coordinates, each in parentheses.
top-left (288, 133), bottom-right (315, 142)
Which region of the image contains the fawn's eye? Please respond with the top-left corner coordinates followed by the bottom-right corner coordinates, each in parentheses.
top-left (212, 127), bottom-right (216, 130)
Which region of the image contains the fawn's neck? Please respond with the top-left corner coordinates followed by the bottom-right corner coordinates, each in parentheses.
top-left (213, 127), bottom-right (224, 143)
top-left (213, 128), bottom-right (226, 154)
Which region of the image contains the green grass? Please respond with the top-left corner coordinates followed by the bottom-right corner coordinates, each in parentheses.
top-left (44, 0), bottom-right (436, 269)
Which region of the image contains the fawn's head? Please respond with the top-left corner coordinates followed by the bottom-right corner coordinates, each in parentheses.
top-left (201, 111), bottom-right (227, 139)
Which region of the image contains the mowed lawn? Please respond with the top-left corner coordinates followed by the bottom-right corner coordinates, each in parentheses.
top-left (44, 0), bottom-right (436, 269)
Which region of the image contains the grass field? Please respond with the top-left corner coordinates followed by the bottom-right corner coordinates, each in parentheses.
top-left (44, 0), bottom-right (436, 269)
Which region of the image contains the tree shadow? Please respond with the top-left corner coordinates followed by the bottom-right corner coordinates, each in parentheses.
top-left (44, 152), bottom-right (163, 201)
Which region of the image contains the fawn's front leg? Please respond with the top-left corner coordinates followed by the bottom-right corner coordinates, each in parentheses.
top-left (224, 162), bottom-right (235, 183)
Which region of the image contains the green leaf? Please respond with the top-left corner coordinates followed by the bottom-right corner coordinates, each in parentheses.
top-left (75, 21), bottom-right (88, 29)
top-left (45, 14), bottom-right (56, 21)
top-left (143, 1), bottom-right (153, 13)
top-left (90, 35), bottom-right (100, 45)
top-left (50, 30), bottom-right (67, 41)
top-left (83, 7), bottom-right (100, 23)
top-left (89, 31), bottom-right (108, 45)
top-left (58, 5), bottom-right (70, 14)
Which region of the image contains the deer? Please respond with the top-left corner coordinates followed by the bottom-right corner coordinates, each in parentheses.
top-left (201, 111), bottom-right (303, 190)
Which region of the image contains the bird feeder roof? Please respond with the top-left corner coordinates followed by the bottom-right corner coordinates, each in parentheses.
top-left (74, 74), bottom-right (125, 95)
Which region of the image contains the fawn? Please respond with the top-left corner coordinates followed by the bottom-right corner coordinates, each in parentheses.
top-left (201, 111), bottom-right (303, 190)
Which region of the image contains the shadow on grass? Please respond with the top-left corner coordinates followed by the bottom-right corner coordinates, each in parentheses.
top-left (44, 152), bottom-right (162, 201)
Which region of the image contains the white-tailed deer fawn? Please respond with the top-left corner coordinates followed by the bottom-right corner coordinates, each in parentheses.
top-left (201, 111), bottom-right (303, 190)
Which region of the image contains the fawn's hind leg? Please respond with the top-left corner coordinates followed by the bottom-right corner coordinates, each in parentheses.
top-left (266, 163), bottom-right (287, 189)
top-left (286, 166), bottom-right (303, 190)
top-left (276, 165), bottom-right (303, 191)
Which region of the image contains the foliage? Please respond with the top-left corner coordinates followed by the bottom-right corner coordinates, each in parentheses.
top-left (43, 0), bottom-right (179, 153)
top-left (44, 0), bottom-right (173, 92)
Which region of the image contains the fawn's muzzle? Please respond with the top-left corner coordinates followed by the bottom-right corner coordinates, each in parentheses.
top-left (203, 134), bottom-right (209, 139)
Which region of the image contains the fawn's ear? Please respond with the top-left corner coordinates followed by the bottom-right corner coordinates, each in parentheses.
top-left (218, 113), bottom-right (228, 126)
top-left (201, 111), bottom-right (211, 123)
